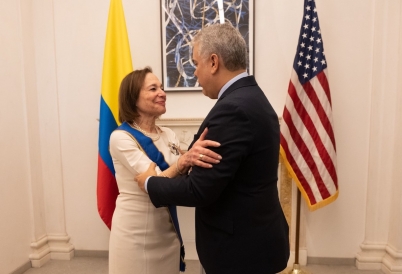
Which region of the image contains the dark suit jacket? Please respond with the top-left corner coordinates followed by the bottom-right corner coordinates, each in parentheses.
top-left (148, 76), bottom-right (290, 274)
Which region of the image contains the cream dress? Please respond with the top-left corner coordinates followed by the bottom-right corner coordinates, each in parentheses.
top-left (108, 126), bottom-right (181, 274)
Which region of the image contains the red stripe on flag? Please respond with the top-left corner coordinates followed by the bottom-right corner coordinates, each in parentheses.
top-left (288, 82), bottom-right (338, 185)
top-left (282, 107), bottom-right (331, 200)
top-left (97, 153), bottom-right (119, 230)
top-left (280, 132), bottom-right (317, 205)
top-left (302, 80), bottom-right (336, 151)
top-left (316, 71), bottom-right (332, 106)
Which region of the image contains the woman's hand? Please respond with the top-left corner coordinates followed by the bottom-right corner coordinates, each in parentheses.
top-left (135, 162), bottom-right (157, 193)
top-left (179, 128), bottom-right (222, 170)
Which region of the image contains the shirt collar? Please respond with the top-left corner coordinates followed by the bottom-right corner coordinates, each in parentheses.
top-left (217, 72), bottom-right (249, 99)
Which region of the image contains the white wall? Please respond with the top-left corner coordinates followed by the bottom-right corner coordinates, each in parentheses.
top-left (0, 1), bottom-right (34, 273)
top-left (52, 0), bottom-right (111, 251)
top-left (1, 0), bottom-right (401, 271)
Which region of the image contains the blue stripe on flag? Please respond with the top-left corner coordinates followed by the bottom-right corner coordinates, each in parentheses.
top-left (99, 96), bottom-right (117, 175)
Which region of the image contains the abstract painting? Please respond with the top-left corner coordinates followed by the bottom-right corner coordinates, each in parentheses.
top-left (161, 0), bottom-right (254, 91)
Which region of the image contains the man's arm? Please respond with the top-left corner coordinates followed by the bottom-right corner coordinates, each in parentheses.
top-left (147, 102), bottom-right (253, 208)
top-left (135, 128), bottom-right (222, 192)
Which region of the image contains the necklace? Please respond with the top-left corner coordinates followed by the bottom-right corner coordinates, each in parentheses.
top-left (130, 121), bottom-right (161, 141)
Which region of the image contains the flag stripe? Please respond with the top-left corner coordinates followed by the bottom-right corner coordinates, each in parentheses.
top-left (317, 70), bottom-right (332, 106)
top-left (287, 79), bottom-right (337, 186)
top-left (281, 109), bottom-right (332, 203)
top-left (282, 107), bottom-right (331, 200)
top-left (290, 73), bottom-right (337, 168)
top-left (97, 154), bottom-right (119, 229)
top-left (100, 0), bottom-right (133, 123)
top-left (300, 76), bottom-right (336, 150)
top-left (280, 130), bottom-right (317, 204)
top-left (99, 96), bottom-right (118, 174)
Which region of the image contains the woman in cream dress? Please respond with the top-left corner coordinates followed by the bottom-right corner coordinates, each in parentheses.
top-left (108, 67), bottom-right (220, 274)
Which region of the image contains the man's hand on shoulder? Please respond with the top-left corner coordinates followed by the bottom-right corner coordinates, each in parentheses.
top-left (135, 162), bottom-right (157, 193)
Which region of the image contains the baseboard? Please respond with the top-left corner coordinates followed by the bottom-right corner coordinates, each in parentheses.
top-left (74, 247), bottom-right (198, 260)
top-left (356, 242), bottom-right (387, 270)
top-left (381, 245), bottom-right (402, 273)
top-left (29, 234), bottom-right (74, 267)
top-left (287, 249), bottom-right (308, 266)
top-left (308, 256), bottom-right (355, 265)
top-left (74, 250), bottom-right (108, 258)
top-left (32, 251), bottom-right (361, 271)
top-left (10, 261), bottom-right (31, 274)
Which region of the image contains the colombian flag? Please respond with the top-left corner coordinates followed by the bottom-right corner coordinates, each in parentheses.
top-left (97, 0), bottom-right (133, 229)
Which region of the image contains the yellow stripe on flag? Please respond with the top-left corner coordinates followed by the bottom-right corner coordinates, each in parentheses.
top-left (101, 0), bottom-right (133, 124)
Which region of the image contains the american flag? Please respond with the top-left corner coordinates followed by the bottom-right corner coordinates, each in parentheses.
top-left (280, 0), bottom-right (338, 210)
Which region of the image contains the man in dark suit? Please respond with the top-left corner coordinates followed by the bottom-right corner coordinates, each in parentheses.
top-left (137, 23), bottom-right (289, 274)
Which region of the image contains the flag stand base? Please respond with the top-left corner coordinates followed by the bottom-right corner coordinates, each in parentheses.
top-left (285, 264), bottom-right (311, 274)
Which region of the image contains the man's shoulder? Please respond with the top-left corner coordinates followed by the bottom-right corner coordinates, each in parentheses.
top-left (231, 75), bottom-right (258, 89)
top-left (224, 79), bottom-right (265, 103)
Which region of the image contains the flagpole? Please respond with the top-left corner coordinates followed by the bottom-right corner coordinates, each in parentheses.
top-left (286, 189), bottom-right (311, 274)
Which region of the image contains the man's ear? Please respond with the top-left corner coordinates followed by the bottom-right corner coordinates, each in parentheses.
top-left (210, 54), bottom-right (219, 74)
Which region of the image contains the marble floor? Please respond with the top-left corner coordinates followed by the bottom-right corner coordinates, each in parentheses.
top-left (22, 257), bottom-right (384, 274)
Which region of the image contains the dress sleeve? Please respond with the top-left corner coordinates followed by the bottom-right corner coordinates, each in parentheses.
top-left (109, 130), bottom-right (162, 175)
